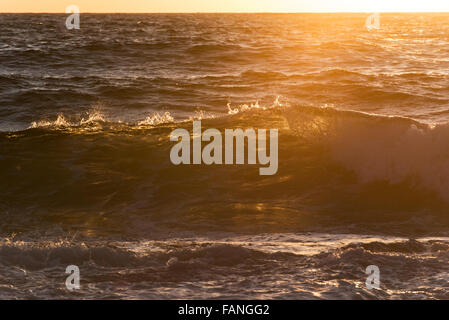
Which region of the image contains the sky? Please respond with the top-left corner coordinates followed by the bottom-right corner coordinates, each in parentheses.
top-left (2, 0), bottom-right (449, 13)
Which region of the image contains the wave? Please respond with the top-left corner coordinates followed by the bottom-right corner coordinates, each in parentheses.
top-left (227, 96), bottom-right (284, 115)
top-left (2, 104), bottom-right (449, 236)
top-left (284, 105), bottom-right (449, 200)
top-left (29, 111), bottom-right (106, 129)
top-left (25, 110), bottom-right (218, 131)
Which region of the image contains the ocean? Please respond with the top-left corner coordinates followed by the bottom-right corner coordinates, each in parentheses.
top-left (0, 13), bottom-right (448, 299)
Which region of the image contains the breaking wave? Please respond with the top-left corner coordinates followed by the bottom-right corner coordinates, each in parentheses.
top-left (285, 105), bottom-right (449, 201)
top-left (1, 103), bottom-right (449, 238)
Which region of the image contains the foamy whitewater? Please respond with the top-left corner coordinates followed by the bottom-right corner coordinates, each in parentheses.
top-left (0, 13), bottom-right (449, 299)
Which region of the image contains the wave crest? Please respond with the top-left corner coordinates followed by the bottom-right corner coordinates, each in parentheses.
top-left (29, 110), bottom-right (106, 129)
top-left (137, 112), bottom-right (175, 126)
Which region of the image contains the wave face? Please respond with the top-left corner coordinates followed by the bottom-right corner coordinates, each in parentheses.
top-left (2, 105), bottom-right (449, 237)
top-left (1, 13), bottom-right (449, 299)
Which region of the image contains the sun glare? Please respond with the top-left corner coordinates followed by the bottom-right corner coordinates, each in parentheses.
top-left (2, 0), bottom-right (449, 13)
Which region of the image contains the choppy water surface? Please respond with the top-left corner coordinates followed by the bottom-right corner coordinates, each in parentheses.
top-left (1, 13), bottom-right (449, 299)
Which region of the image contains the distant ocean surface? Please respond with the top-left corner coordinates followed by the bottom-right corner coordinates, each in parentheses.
top-left (0, 13), bottom-right (449, 299)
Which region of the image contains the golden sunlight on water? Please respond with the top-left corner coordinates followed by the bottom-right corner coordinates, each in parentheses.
top-left (1, 11), bottom-right (449, 299)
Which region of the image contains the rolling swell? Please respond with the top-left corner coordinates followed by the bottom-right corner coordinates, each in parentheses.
top-left (1, 105), bottom-right (449, 237)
